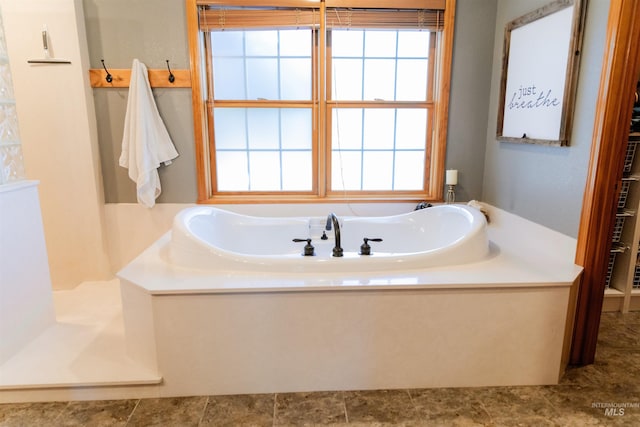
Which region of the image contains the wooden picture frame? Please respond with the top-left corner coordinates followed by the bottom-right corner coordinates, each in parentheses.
top-left (496, 0), bottom-right (586, 146)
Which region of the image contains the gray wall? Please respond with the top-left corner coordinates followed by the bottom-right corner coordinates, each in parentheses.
top-left (83, 0), bottom-right (197, 203)
top-left (482, 0), bottom-right (610, 237)
top-left (83, 0), bottom-right (496, 204)
top-left (446, 0), bottom-right (497, 202)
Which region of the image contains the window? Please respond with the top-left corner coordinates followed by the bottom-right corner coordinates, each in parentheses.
top-left (187, 0), bottom-right (454, 203)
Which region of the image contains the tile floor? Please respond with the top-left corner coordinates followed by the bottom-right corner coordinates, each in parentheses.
top-left (0, 311), bottom-right (638, 426)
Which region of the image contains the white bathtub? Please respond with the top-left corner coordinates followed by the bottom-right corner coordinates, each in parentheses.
top-left (168, 204), bottom-right (490, 273)
top-left (116, 204), bottom-right (583, 399)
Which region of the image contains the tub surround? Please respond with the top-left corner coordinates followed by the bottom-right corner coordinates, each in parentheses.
top-left (0, 181), bottom-right (55, 365)
top-left (0, 203), bottom-right (581, 402)
top-left (117, 204), bottom-right (582, 397)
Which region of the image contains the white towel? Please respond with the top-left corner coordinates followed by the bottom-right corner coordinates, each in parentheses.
top-left (119, 59), bottom-right (178, 208)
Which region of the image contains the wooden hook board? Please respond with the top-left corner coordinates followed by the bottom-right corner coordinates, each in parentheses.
top-left (89, 69), bottom-right (191, 88)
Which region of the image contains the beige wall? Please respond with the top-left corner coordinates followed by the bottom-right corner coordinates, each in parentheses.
top-left (1, 0), bottom-right (110, 289)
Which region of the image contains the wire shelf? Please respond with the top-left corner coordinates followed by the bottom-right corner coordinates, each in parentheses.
top-left (618, 180), bottom-right (632, 209)
top-left (606, 251), bottom-right (617, 289)
top-left (624, 139), bottom-right (639, 173)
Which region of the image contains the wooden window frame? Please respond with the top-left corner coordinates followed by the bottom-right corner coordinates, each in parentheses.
top-left (186, 0), bottom-right (455, 204)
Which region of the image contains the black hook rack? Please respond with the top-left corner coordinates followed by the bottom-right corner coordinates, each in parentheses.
top-left (101, 59), bottom-right (113, 83)
top-left (166, 60), bottom-right (175, 83)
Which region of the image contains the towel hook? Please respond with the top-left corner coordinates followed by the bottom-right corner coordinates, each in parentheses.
top-left (101, 59), bottom-right (113, 83)
top-left (166, 60), bottom-right (175, 83)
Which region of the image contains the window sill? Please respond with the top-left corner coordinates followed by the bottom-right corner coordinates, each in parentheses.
top-left (198, 194), bottom-right (441, 205)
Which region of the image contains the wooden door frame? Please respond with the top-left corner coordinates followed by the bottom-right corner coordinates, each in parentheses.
top-left (572, 0), bottom-right (640, 365)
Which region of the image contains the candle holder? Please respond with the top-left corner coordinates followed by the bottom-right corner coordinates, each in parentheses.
top-left (446, 184), bottom-right (456, 204)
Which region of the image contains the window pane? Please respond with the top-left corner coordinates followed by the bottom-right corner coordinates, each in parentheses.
top-left (246, 31), bottom-right (278, 56)
top-left (214, 108), bottom-right (247, 149)
top-left (396, 109), bottom-right (427, 149)
top-left (363, 109), bottom-right (394, 150)
top-left (280, 30), bottom-right (311, 56)
top-left (332, 109), bottom-right (363, 150)
top-left (217, 152), bottom-right (249, 191)
top-left (364, 31), bottom-right (397, 57)
top-left (282, 151), bottom-right (312, 191)
top-left (332, 29), bottom-right (430, 102)
top-left (330, 108), bottom-right (428, 192)
top-left (397, 31), bottom-right (429, 57)
top-left (212, 29), bottom-right (312, 101)
top-left (247, 109), bottom-right (279, 149)
top-left (215, 108), bottom-right (313, 192)
top-left (396, 59), bottom-right (428, 101)
top-left (211, 31), bottom-right (244, 56)
top-left (280, 58), bottom-right (311, 100)
top-left (212, 58), bottom-right (246, 99)
top-left (362, 151), bottom-right (393, 190)
top-left (249, 152), bottom-right (281, 190)
top-left (281, 109), bottom-right (312, 150)
top-left (394, 151), bottom-right (424, 190)
top-left (363, 59), bottom-right (395, 100)
top-left (247, 58), bottom-right (278, 100)
top-left (332, 59), bottom-right (363, 100)
top-left (331, 30), bottom-right (363, 57)
top-left (332, 151), bottom-right (362, 191)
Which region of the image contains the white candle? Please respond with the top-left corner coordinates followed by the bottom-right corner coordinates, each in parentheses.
top-left (445, 169), bottom-right (458, 185)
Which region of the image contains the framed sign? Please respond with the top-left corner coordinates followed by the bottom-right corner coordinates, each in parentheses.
top-left (496, 0), bottom-right (585, 146)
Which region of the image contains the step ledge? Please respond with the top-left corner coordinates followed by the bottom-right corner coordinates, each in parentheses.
top-left (0, 376), bottom-right (162, 391)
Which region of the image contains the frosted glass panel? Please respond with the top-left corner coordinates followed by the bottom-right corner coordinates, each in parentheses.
top-left (363, 109), bottom-right (394, 149)
top-left (246, 31), bottom-right (278, 56)
top-left (330, 108), bottom-right (428, 191)
top-left (211, 31), bottom-right (244, 56)
top-left (332, 59), bottom-right (363, 100)
top-left (0, 12), bottom-right (24, 185)
top-left (364, 59), bottom-right (395, 100)
top-left (212, 29), bottom-right (312, 101)
top-left (249, 152), bottom-right (281, 190)
top-left (212, 58), bottom-right (246, 99)
top-left (396, 59), bottom-right (428, 101)
top-left (0, 104), bottom-right (20, 143)
top-left (282, 151), bottom-right (312, 191)
top-left (0, 21), bottom-right (6, 59)
top-left (332, 31), bottom-right (363, 57)
top-left (397, 32), bottom-right (429, 57)
top-left (216, 152), bottom-right (249, 191)
top-left (332, 29), bottom-right (430, 102)
top-left (280, 58), bottom-right (311, 100)
top-left (247, 109), bottom-right (279, 149)
top-left (363, 151), bottom-right (393, 190)
top-left (215, 108), bottom-right (313, 192)
top-left (214, 109), bottom-right (247, 149)
top-left (332, 109), bottom-right (363, 150)
top-left (396, 110), bottom-right (427, 149)
top-left (280, 30), bottom-right (311, 56)
top-left (0, 144), bottom-right (25, 184)
top-left (332, 151), bottom-right (362, 191)
top-left (364, 31), bottom-right (396, 57)
top-left (247, 58), bottom-right (278, 100)
top-left (0, 64), bottom-right (14, 100)
top-left (281, 109), bottom-right (312, 150)
top-left (394, 151), bottom-right (424, 190)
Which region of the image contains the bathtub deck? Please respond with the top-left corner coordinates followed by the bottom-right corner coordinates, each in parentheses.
top-left (0, 280), bottom-right (161, 402)
top-left (114, 206), bottom-right (583, 398)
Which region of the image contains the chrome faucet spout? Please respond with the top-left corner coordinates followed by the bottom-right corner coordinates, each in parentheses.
top-left (326, 213), bottom-right (343, 257)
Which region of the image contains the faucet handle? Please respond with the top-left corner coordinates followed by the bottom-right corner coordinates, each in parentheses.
top-left (293, 238), bottom-right (315, 256)
top-left (360, 237), bottom-right (383, 256)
